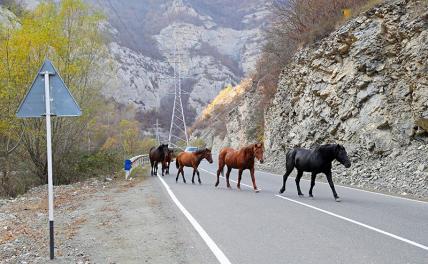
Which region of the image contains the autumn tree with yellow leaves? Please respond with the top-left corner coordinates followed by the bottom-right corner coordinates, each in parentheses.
top-left (0, 0), bottom-right (142, 196)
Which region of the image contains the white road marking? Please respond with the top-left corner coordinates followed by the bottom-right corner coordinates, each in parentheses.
top-left (258, 170), bottom-right (428, 205)
top-left (200, 161), bottom-right (427, 204)
top-left (275, 194), bottom-right (428, 251)
top-left (156, 174), bottom-right (232, 264)
top-left (200, 166), bottom-right (428, 251)
top-left (199, 168), bottom-right (253, 189)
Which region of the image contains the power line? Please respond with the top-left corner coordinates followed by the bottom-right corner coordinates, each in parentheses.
top-left (105, 0), bottom-right (140, 50)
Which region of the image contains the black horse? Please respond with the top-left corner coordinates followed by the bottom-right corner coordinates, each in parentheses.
top-left (149, 144), bottom-right (169, 176)
top-left (279, 144), bottom-right (351, 202)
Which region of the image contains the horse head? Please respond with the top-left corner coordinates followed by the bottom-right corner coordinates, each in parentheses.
top-left (203, 148), bottom-right (213, 164)
top-left (160, 144), bottom-right (169, 157)
top-left (253, 143), bottom-right (264, 164)
top-left (168, 149), bottom-right (174, 159)
top-left (335, 144), bottom-right (351, 168)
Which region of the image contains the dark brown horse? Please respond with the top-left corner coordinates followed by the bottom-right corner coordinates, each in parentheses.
top-left (149, 144), bottom-right (169, 176)
top-left (162, 149), bottom-right (174, 175)
top-left (215, 143), bottom-right (264, 192)
top-left (175, 148), bottom-right (213, 184)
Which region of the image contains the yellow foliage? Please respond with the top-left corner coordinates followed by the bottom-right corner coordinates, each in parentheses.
top-left (200, 78), bottom-right (252, 120)
top-left (101, 136), bottom-right (119, 151)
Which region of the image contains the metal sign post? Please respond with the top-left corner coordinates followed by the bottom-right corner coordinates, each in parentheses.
top-left (16, 59), bottom-right (81, 260)
top-left (43, 71), bottom-right (55, 259)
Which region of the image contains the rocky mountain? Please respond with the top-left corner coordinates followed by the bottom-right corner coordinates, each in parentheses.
top-left (89, 0), bottom-right (269, 124)
top-left (5, 0), bottom-right (269, 130)
top-left (194, 0), bottom-right (428, 198)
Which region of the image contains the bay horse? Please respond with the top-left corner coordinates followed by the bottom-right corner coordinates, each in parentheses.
top-left (279, 144), bottom-right (351, 202)
top-left (149, 144), bottom-right (169, 176)
top-left (215, 143), bottom-right (264, 192)
top-left (162, 149), bottom-right (174, 175)
top-left (175, 148), bottom-right (213, 184)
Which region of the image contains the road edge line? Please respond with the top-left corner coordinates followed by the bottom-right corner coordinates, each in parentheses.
top-left (275, 194), bottom-right (428, 251)
top-left (156, 174), bottom-right (232, 264)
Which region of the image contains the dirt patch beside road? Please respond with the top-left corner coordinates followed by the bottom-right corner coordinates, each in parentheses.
top-left (1, 172), bottom-right (217, 263)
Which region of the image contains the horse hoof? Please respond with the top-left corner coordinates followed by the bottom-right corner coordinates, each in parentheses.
top-left (309, 195), bottom-right (314, 199)
top-left (279, 188), bottom-right (285, 194)
top-left (192, 182), bottom-right (195, 184)
top-left (199, 181), bottom-right (202, 185)
top-left (298, 194), bottom-right (304, 198)
top-left (254, 189), bottom-right (260, 193)
top-left (335, 197), bottom-right (341, 202)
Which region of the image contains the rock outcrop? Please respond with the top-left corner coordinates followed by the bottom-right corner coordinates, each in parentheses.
top-left (265, 0), bottom-right (428, 197)
top-left (193, 80), bottom-right (265, 152)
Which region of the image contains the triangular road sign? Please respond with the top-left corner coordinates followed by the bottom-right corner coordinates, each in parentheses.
top-left (16, 59), bottom-right (82, 118)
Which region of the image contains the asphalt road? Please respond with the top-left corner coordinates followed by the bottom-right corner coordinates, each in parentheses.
top-left (156, 158), bottom-right (428, 264)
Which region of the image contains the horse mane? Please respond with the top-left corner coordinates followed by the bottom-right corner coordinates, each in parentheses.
top-left (194, 148), bottom-right (207, 155)
top-left (242, 144), bottom-right (256, 157)
top-left (314, 144), bottom-right (336, 150)
top-left (314, 144), bottom-right (339, 157)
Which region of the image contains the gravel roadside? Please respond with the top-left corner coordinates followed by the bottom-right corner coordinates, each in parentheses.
top-left (0, 172), bottom-right (217, 263)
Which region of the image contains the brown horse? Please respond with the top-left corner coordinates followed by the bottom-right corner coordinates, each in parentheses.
top-left (175, 148), bottom-right (213, 184)
top-left (215, 143), bottom-right (264, 192)
top-left (162, 149), bottom-right (174, 175)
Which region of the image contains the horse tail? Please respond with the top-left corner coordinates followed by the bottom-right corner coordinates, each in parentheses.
top-left (286, 149), bottom-right (296, 172)
top-left (218, 149), bottom-right (227, 176)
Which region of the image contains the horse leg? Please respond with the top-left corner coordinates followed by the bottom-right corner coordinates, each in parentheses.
top-left (192, 168), bottom-right (196, 184)
top-left (295, 170), bottom-right (304, 197)
top-left (237, 169), bottom-right (243, 190)
top-left (226, 166), bottom-right (232, 188)
top-left (279, 169), bottom-right (293, 194)
top-left (309, 172), bottom-right (317, 198)
top-left (196, 169), bottom-right (201, 184)
top-left (150, 161), bottom-right (154, 176)
top-left (250, 167), bottom-right (259, 192)
top-left (215, 162), bottom-right (225, 187)
top-left (176, 166), bottom-right (180, 183)
top-left (181, 167), bottom-right (187, 184)
top-left (326, 171), bottom-right (340, 202)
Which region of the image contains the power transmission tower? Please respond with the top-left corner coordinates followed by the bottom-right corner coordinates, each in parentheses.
top-left (168, 41), bottom-right (189, 148)
top-left (154, 118), bottom-right (161, 144)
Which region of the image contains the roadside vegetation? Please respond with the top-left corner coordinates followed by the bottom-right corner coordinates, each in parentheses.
top-left (0, 0), bottom-right (153, 197)
top-left (192, 0), bottom-right (385, 139)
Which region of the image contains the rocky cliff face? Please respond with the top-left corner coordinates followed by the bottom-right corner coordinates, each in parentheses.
top-left (90, 0), bottom-right (269, 119)
top-left (265, 0), bottom-right (428, 197)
